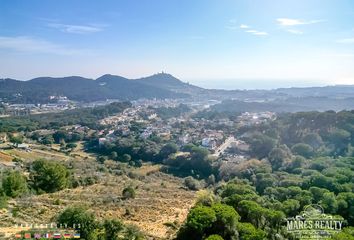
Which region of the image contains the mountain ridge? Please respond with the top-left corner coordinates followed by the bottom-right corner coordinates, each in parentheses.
top-left (1, 73), bottom-right (354, 104)
top-left (0, 73), bottom-right (191, 103)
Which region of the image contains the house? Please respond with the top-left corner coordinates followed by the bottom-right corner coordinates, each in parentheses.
top-left (158, 131), bottom-right (171, 140)
top-left (140, 130), bottom-right (152, 139)
top-left (122, 129), bottom-right (131, 136)
top-left (16, 143), bottom-right (30, 150)
top-left (179, 134), bottom-right (191, 145)
top-left (202, 138), bottom-right (216, 149)
top-left (98, 138), bottom-right (107, 146)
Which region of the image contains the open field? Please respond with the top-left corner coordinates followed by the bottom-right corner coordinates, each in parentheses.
top-left (0, 156), bottom-right (195, 239)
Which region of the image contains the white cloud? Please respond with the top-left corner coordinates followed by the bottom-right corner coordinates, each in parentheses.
top-left (234, 23), bottom-right (268, 36)
top-left (245, 30), bottom-right (268, 36)
top-left (47, 23), bottom-right (104, 34)
top-left (0, 36), bottom-right (90, 55)
top-left (240, 24), bottom-right (250, 29)
top-left (277, 18), bottom-right (324, 26)
top-left (336, 38), bottom-right (354, 44)
top-left (286, 29), bottom-right (304, 35)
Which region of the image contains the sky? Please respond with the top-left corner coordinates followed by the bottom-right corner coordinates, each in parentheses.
top-left (1, 0), bottom-right (354, 89)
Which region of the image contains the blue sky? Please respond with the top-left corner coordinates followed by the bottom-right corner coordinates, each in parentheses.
top-left (0, 0), bottom-right (354, 89)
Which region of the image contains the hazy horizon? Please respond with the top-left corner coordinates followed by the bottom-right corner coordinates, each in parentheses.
top-left (187, 78), bottom-right (333, 90)
top-left (1, 72), bottom-right (347, 90)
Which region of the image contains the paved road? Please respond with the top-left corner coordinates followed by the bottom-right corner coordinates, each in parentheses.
top-left (213, 136), bottom-right (235, 156)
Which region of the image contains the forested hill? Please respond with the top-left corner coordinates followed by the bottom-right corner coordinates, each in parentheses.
top-left (2, 72), bottom-right (354, 107)
top-left (0, 73), bottom-right (190, 103)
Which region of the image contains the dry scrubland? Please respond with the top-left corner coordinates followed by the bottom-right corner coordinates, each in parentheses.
top-left (0, 146), bottom-right (196, 239)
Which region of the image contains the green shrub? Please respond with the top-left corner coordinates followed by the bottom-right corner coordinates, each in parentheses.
top-left (2, 171), bottom-right (28, 198)
top-left (122, 186), bottom-right (136, 200)
top-left (205, 234), bottom-right (224, 240)
top-left (57, 206), bottom-right (97, 239)
top-left (30, 159), bottom-right (70, 193)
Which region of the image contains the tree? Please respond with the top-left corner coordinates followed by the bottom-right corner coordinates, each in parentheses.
top-left (97, 156), bottom-right (107, 164)
top-left (263, 209), bottom-right (285, 230)
top-left (184, 176), bottom-right (201, 191)
top-left (104, 219), bottom-right (124, 240)
top-left (42, 135), bottom-right (54, 145)
top-left (205, 234), bottom-right (224, 240)
top-left (309, 187), bottom-right (330, 203)
top-left (57, 206), bottom-right (97, 240)
top-left (221, 182), bottom-right (256, 198)
top-left (195, 190), bottom-right (218, 207)
top-left (286, 155), bottom-right (305, 171)
top-left (159, 143), bottom-right (178, 159)
top-left (237, 200), bottom-right (264, 228)
top-left (291, 143), bottom-right (314, 158)
top-left (254, 173), bottom-right (277, 194)
top-left (122, 154), bottom-right (132, 162)
top-left (9, 134), bottom-right (24, 147)
top-left (2, 171), bottom-right (27, 198)
top-left (110, 151), bottom-right (118, 160)
top-left (124, 225), bottom-right (144, 240)
top-left (236, 222), bottom-right (266, 240)
top-left (53, 130), bottom-right (70, 144)
top-left (320, 192), bottom-right (338, 214)
top-left (30, 159), bottom-right (70, 193)
top-left (71, 132), bottom-right (83, 142)
top-left (189, 146), bottom-right (213, 177)
top-left (211, 203), bottom-right (240, 239)
top-left (337, 192), bottom-right (354, 225)
top-left (122, 186), bottom-right (136, 200)
top-left (186, 206), bottom-right (216, 234)
top-left (327, 128), bottom-right (351, 156)
top-left (303, 133), bottom-right (323, 149)
top-left (268, 145), bottom-right (291, 170)
top-left (66, 143), bottom-right (77, 149)
top-left (248, 133), bottom-right (276, 159)
top-left (281, 199), bottom-right (300, 216)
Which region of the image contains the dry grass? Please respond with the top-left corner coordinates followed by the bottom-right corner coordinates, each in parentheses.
top-left (0, 151), bottom-right (13, 162)
top-left (0, 160), bottom-right (195, 239)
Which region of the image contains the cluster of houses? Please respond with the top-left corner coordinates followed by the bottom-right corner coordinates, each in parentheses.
top-left (83, 100), bottom-right (275, 159)
top-left (237, 111), bottom-right (276, 126)
top-left (0, 97), bottom-right (75, 117)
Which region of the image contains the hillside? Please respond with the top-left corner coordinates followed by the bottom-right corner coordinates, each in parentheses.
top-left (2, 73), bottom-right (354, 108)
top-left (0, 74), bottom-right (190, 103)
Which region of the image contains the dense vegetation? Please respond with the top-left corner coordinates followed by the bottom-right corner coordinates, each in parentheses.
top-left (153, 104), bottom-right (191, 119)
top-left (57, 206), bottom-right (143, 240)
top-left (179, 110), bottom-right (354, 239)
top-left (0, 101), bottom-right (131, 132)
